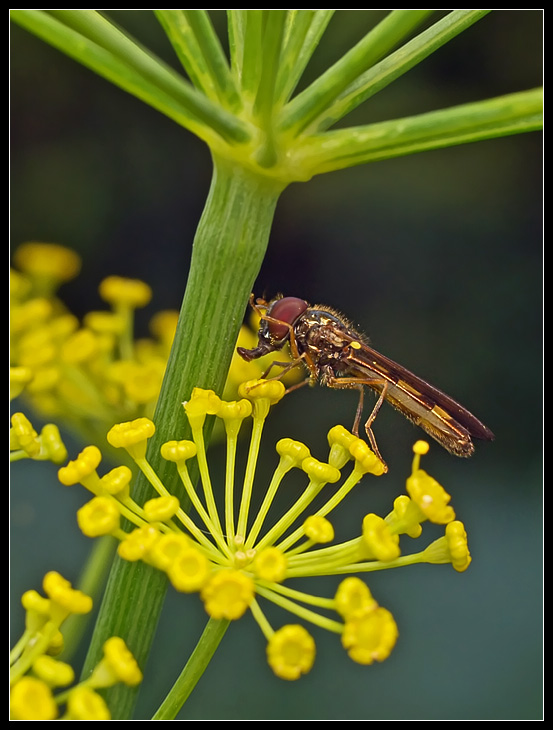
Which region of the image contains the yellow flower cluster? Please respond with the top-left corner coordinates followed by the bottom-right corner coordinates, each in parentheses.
top-left (10, 572), bottom-right (142, 720)
top-left (10, 242), bottom-right (173, 438)
top-left (57, 382), bottom-right (472, 681)
top-left (10, 242), bottom-right (297, 449)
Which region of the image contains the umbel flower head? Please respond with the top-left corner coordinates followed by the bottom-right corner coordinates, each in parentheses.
top-left (58, 380), bottom-right (472, 681)
top-left (10, 572), bottom-right (142, 720)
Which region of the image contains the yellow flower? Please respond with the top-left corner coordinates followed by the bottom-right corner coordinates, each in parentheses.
top-left (43, 571), bottom-right (93, 620)
top-left (58, 445), bottom-right (102, 489)
top-left (421, 520), bottom-right (472, 572)
top-left (32, 655), bottom-right (75, 687)
top-left (89, 636), bottom-right (143, 688)
top-left (361, 513), bottom-right (400, 562)
top-left (167, 545), bottom-right (212, 593)
top-left (13, 242), bottom-right (81, 286)
top-left (253, 547), bottom-right (288, 582)
top-left (99, 276), bottom-right (152, 309)
top-left (445, 521), bottom-right (472, 572)
top-left (65, 686), bottom-right (111, 721)
top-left (147, 532), bottom-right (189, 571)
top-left (77, 496), bottom-right (121, 537)
top-left (10, 411), bottom-right (39, 457)
top-left (99, 465), bottom-right (133, 497)
top-left (106, 418), bottom-right (155, 460)
top-left (201, 570), bottom-right (255, 620)
top-left (266, 625), bottom-right (316, 681)
top-left (303, 515), bottom-right (334, 544)
top-left (342, 606), bottom-right (399, 665)
top-left (334, 577), bottom-right (377, 620)
top-left (118, 525), bottom-right (161, 562)
top-left (144, 495), bottom-right (180, 522)
top-left (406, 441), bottom-right (455, 524)
top-left (406, 468), bottom-right (456, 524)
top-left (10, 676), bottom-right (58, 720)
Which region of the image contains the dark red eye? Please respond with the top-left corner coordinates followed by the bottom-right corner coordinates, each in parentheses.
top-left (266, 297), bottom-right (309, 340)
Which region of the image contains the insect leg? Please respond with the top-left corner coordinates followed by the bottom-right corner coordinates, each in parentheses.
top-left (324, 375), bottom-right (389, 471)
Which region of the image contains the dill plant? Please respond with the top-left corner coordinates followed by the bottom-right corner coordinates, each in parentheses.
top-left (10, 9), bottom-right (542, 720)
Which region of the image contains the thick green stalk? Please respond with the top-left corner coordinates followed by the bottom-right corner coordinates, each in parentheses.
top-left (80, 157), bottom-right (285, 719)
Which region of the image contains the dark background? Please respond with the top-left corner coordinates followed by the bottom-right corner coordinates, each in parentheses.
top-left (10, 10), bottom-right (542, 720)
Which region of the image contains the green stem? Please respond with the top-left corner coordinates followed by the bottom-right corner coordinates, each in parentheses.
top-left (151, 618), bottom-right (230, 720)
top-left (79, 157), bottom-right (284, 719)
top-left (10, 9), bottom-right (251, 146)
top-left (292, 9), bottom-right (492, 134)
top-left (154, 10), bottom-right (241, 110)
top-left (280, 9), bottom-right (436, 136)
top-left (294, 88), bottom-right (543, 176)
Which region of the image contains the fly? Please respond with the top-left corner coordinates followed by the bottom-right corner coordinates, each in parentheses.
top-left (237, 295), bottom-right (494, 471)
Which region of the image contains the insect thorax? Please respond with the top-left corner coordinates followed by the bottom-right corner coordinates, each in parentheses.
top-left (294, 308), bottom-right (363, 378)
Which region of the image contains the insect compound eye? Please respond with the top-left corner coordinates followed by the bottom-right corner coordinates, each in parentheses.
top-left (266, 297), bottom-right (309, 341)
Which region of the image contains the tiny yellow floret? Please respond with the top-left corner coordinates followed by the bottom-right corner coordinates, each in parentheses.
top-left (217, 398), bottom-right (253, 423)
top-left (361, 513), bottom-right (400, 562)
top-left (65, 686), bottom-right (111, 721)
top-left (43, 571), bottom-right (93, 617)
top-left (144, 495), bottom-right (180, 522)
top-left (201, 569), bottom-right (255, 619)
top-left (100, 636), bottom-right (143, 686)
top-left (107, 418), bottom-right (155, 460)
top-left (275, 438), bottom-right (311, 469)
top-left (160, 439), bottom-right (197, 463)
top-left (167, 545), bottom-right (211, 593)
top-left (183, 387), bottom-right (222, 430)
top-left (77, 496), bottom-right (121, 537)
top-left (147, 532), bottom-right (190, 571)
top-left (58, 445), bottom-right (102, 487)
top-left (301, 456), bottom-right (341, 485)
top-left (386, 494), bottom-right (423, 538)
top-left (303, 515), bottom-right (335, 544)
top-left (10, 412), bottom-right (40, 456)
top-left (99, 276), bottom-right (152, 308)
top-left (80, 636), bottom-right (142, 691)
top-left (413, 440), bottom-right (430, 455)
top-left (334, 577), bottom-right (377, 620)
top-left (266, 625), bottom-right (316, 681)
top-left (342, 605), bottom-right (399, 665)
top-left (327, 425), bottom-right (356, 469)
top-left (60, 328), bottom-right (99, 364)
top-left (100, 465), bottom-right (133, 497)
top-left (10, 677), bottom-right (58, 720)
top-left (349, 438), bottom-right (386, 476)
top-left (117, 525), bottom-right (161, 562)
top-left (253, 547), bottom-right (288, 582)
top-left (32, 655), bottom-right (75, 687)
top-left (406, 469), bottom-right (455, 524)
top-left (445, 520), bottom-right (472, 572)
top-left (14, 242), bottom-right (81, 283)
top-left (37, 424), bottom-right (68, 464)
top-left (238, 379), bottom-right (286, 416)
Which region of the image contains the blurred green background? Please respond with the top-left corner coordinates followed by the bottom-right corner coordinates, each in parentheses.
top-left (10, 10), bottom-right (542, 720)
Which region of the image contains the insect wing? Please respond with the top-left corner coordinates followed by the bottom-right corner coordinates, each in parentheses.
top-left (343, 336), bottom-right (494, 445)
